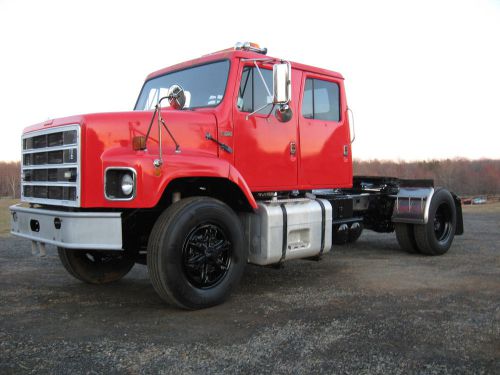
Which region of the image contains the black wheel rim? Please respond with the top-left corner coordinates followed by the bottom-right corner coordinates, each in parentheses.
top-left (181, 223), bottom-right (232, 289)
top-left (434, 202), bottom-right (453, 243)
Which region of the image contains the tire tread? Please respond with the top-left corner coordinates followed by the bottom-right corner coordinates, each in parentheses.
top-left (58, 248), bottom-right (84, 280)
top-left (413, 188), bottom-right (456, 256)
top-left (147, 197), bottom-right (217, 309)
top-left (395, 223), bottom-right (419, 253)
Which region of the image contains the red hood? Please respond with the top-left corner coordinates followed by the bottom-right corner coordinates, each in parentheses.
top-left (21, 109), bottom-right (220, 208)
top-left (23, 109), bottom-right (217, 138)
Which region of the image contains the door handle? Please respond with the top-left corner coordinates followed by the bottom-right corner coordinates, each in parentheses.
top-left (290, 141), bottom-right (297, 156)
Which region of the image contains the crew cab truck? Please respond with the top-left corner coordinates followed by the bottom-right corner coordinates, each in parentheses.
top-left (10, 43), bottom-right (463, 309)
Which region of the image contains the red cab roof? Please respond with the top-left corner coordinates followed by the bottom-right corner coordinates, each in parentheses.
top-left (145, 49), bottom-right (344, 81)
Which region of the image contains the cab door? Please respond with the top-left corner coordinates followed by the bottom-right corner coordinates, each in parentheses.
top-left (232, 63), bottom-right (298, 190)
top-left (298, 74), bottom-right (352, 188)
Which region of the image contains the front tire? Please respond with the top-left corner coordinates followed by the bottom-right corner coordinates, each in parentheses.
top-left (147, 197), bottom-right (247, 310)
top-left (58, 248), bottom-right (135, 284)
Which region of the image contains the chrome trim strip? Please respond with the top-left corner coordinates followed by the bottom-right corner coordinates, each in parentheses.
top-left (22, 145), bottom-right (78, 154)
top-left (11, 204), bottom-right (121, 218)
top-left (22, 124), bottom-right (80, 137)
top-left (22, 182), bottom-right (78, 187)
top-left (22, 163), bottom-right (78, 170)
top-left (22, 196), bottom-right (79, 206)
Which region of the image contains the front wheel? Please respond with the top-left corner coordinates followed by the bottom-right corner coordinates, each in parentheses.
top-left (58, 248), bottom-right (135, 284)
top-left (147, 197), bottom-right (247, 310)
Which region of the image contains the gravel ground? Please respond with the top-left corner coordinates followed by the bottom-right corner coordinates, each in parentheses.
top-left (1, 205), bottom-right (499, 374)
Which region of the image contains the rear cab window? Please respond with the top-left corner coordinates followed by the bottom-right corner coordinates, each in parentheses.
top-left (302, 78), bottom-right (341, 122)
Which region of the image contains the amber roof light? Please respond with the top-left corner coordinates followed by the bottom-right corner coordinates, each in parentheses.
top-left (234, 42), bottom-right (267, 55)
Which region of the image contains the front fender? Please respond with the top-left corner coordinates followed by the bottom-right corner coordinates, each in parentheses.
top-left (99, 154), bottom-right (257, 210)
top-left (228, 165), bottom-right (258, 209)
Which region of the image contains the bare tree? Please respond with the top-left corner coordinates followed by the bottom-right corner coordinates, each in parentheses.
top-left (0, 162), bottom-right (21, 198)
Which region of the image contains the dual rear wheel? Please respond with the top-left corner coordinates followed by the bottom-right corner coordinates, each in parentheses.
top-left (395, 188), bottom-right (457, 255)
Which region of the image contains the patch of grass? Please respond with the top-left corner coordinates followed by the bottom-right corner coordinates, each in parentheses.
top-left (0, 198), bottom-right (18, 236)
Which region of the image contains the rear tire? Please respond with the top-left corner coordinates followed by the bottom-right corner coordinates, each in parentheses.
top-left (147, 197), bottom-right (247, 310)
top-left (414, 188), bottom-right (456, 255)
top-left (58, 248), bottom-right (135, 284)
top-left (395, 223), bottom-right (419, 253)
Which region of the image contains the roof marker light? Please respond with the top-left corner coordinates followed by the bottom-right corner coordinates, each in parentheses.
top-left (234, 42), bottom-right (267, 55)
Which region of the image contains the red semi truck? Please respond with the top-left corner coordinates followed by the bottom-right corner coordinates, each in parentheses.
top-left (10, 43), bottom-right (463, 309)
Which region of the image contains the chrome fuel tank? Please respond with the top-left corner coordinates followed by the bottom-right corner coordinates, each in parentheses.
top-left (241, 198), bottom-right (332, 266)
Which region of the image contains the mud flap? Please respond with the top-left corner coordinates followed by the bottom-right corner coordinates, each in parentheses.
top-left (452, 193), bottom-right (464, 235)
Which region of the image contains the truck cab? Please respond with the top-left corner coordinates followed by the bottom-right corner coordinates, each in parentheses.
top-left (131, 43), bottom-right (352, 195)
top-left (10, 43), bottom-right (463, 309)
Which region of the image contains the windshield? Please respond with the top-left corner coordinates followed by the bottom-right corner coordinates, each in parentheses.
top-left (134, 60), bottom-right (230, 110)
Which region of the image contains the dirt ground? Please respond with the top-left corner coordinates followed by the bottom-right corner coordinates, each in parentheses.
top-left (1, 204), bottom-right (499, 374)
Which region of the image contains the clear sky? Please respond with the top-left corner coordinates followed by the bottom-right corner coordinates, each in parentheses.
top-left (1, 0), bottom-right (499, 162)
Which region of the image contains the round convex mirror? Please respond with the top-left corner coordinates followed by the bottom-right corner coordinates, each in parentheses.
top-left (167, 84), bottom-right (186, 110)
top-left (275, 105), bottom-right (293, 123)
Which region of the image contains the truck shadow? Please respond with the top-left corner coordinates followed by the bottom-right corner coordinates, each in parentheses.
top-left (8, 235), bottom-right (420, 317)
top-left (77, 236), bottom-right (414, 306)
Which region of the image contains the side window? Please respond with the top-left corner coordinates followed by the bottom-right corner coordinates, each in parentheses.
top-left (237, 66), bottom-right (273, 114)
top-left (302, 78), bottom-right (340, 122)
top-left (302, 79), bottom-right (313, 119)
top-left (238, 67), bottom-right (253, 112)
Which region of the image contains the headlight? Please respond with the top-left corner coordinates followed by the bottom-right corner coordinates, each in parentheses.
top-left (121, 173), bottom-right (134, 196)
top-left (105, 168), bottom-right (136, 200)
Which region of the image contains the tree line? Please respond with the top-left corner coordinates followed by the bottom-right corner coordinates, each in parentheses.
top-left (354, 158), bottom-right (500, 196)
top-left (0, 159), bottom-right (498, 199)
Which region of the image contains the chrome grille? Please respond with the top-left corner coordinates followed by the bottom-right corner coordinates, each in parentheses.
top-left (21, 124), bottom-right (80, 206)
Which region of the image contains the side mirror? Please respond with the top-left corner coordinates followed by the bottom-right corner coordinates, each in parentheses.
top-left (167, 84), bottom-right (186, 110)
top-left (274, 105), bottom-right (293, 123)
top-left (273, 62), bottom-right (291, 105)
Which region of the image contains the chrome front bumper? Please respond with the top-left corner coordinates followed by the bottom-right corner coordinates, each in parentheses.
top-left (10, 204), bottom-right (123, 250)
